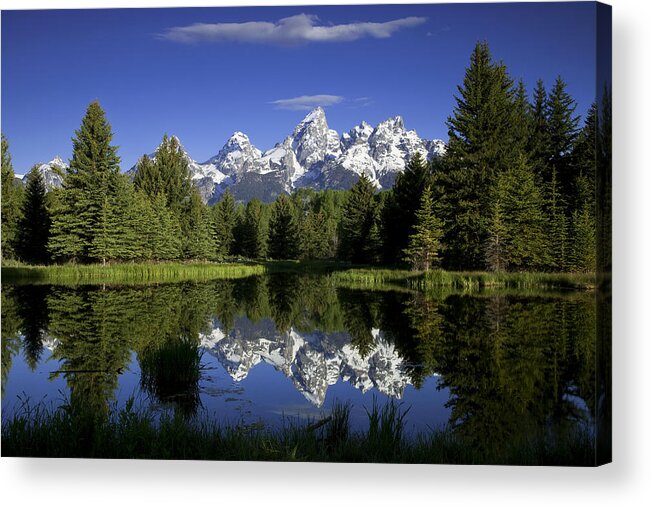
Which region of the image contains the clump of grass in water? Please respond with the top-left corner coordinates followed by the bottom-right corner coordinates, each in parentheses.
top-left (365, 398), bottom-right (410, 461)
top-left (330, 268), bottom-right (597, 291)
top-left (139, 337), bottom-right (204, 416)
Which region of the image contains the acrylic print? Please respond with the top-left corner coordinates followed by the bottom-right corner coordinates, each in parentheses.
top-left (1, 2), bottom-right (611, 465)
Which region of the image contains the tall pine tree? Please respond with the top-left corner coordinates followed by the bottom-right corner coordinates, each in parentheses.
top-left (48, 101), bottom-right (123, 263)
top-left (17, 165), bottom-right (51, 264)
top-left (546, 76), bottom-right (581, 201)
top-left (437, 41), bottom-right (519, 269)
top-left (529, 79), bottom-right (552, 177)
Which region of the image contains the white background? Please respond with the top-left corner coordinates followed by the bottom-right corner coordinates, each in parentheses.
top-left (1, 0), bottom-right (649, 504)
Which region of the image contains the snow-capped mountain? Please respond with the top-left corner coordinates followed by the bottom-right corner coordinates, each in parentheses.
top-left (130, 107), bottom-right (445, 203)
top-left (199, 317), bottom-right (410, 407)
top-left (15, 156), bottom-right (67, 189)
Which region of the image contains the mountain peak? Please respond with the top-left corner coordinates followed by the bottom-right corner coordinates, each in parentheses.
top-left (377, 115), bottom-right (405, 130)
top-left (49, 155), bottom-right (67, 167)
top-left (225, 131), bottom-right (252, 146)
top-left (300, 106), bottom-right (326, 124)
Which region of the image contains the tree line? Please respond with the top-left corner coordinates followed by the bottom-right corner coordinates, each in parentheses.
top-left (1, 41), bottom-right (609, 272)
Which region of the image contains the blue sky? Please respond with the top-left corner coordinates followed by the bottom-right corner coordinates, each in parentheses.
top-left (2, 2), bottom-right (599, 173)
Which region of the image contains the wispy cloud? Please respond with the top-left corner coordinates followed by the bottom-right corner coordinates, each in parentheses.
top-left (351, 96), bottom-right (374, 108)
top-left (159, 13), bottom-right (427, 45)
top-left (270, 94), bottom-right (344, 111)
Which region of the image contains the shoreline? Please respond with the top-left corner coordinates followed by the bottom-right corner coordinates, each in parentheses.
top-left (1, 260), bottom-right (599, 290)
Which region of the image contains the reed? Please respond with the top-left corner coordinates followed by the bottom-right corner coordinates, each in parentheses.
top-left (1, 398), bottom-right (595, 465)
top-left (330, 268), bottom-right (597, 291)
top-left (1, 261), bottom-right (265, 285)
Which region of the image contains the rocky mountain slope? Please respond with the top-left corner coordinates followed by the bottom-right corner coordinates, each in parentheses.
top-left (15, 156), bottom-right (66, 189)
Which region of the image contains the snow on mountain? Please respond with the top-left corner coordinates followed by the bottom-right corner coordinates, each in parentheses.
top-left (124, 108), bottom-right (446, 203)
top-left (203, 131), bottom-right (261, 178)
top-left (15, 156), bottom-right (67, 190)
top-left (367, 116), bottom-right (432, 188)
top-left (199, 318), bottom-right (410, 407)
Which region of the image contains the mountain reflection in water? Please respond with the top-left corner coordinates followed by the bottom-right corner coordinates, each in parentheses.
top-left (2, 274), bottom-right (601, 449)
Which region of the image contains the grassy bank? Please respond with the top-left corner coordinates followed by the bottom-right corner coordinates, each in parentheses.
top-left (330, 268), bottom-right (597, 291)
top-left (2, 259), bottom-right (597, 291)
top-left (1, 261), bottom-right (266, 285)
top-left (1, 400), bottom-right (595, 465)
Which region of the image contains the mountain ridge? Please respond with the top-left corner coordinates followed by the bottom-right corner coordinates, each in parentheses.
top-left (20, 108), bottom-right (445, 204)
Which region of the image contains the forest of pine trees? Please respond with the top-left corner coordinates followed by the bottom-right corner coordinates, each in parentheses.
top-left (0, 42), bottom-right (609, 273)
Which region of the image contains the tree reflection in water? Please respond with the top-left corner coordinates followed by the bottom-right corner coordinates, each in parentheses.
top-left (1, 275), bottom-right (599, 454)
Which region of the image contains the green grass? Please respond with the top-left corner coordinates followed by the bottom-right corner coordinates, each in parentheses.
top-left (1, 398), bottom-right (596, 465)
top-left (330, 268), bottom-right (597, 291)
top-left (1, 261), bottom-right (266, 285)
top-left (2, 259), bottom-right (598, 292)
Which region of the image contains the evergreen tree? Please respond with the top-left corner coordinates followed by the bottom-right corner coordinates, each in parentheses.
top-left (445, 41), bottom-right (518, 178)
top-left (132, 136), bottom-right (196, 259)
top-left (312, 189), bottom-right (347, 257)
top-left (545, 169), bottom-right (570, 271)
top-left (128, 189), bottom-right (157, 261)
top-left (300, 209), bottom-right (330, 260)
top-left (153, 135), bottom-right (193, 214)
top-left (133, 154), bottom-right (163, 199)
top-left (1, 134), bottom-right (23, 259)
top-left (150, 191), bottom-right (183, 260)
top-left (339, 174), bottom-right (379, 264)
top-left (17, 165), bottom-right (51, 264)
top-left (486, 155), bottom-right (550, 271)
top-left (48, 101), bottom-right (122, 263)
top-left (181, 190), bottom-right (213, 260)
top-left (90, 196), bottom-right (122, 266)
top-left (485, 196), bottom-right (508, 272)
top-left (438, 41), bottom-right (518, 269)
top-left (211, 190), bottom-right (238, 258)
top-left (241, 198), bottom-right (270, 259)
top-left (512, 79), bottom-right (532, 153)
top-left (381, 152), bottom-right (433, 264)
top-left (403, 186), bottom-right (444, 271)
top-left (529, 79), bottom-right (551, 177)
top-left (111, 174), bottom-right (140, 260)
top-left (546, 76), bottom-right (581, 199)
top-left (363, 193), bottom-right (384, 265)
top-left (572, 102), bottom-right (598, 210)
top-left (570, 203), bottom-right (596, 273)
top-left (268, 193), bottom-right (300, 260)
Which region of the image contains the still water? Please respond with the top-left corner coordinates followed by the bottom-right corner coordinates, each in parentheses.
top-left (2, 274), bottom-right (599, 447)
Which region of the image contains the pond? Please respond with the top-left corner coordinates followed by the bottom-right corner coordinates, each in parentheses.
top-left (2, 273), bottom-right (602, 453)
